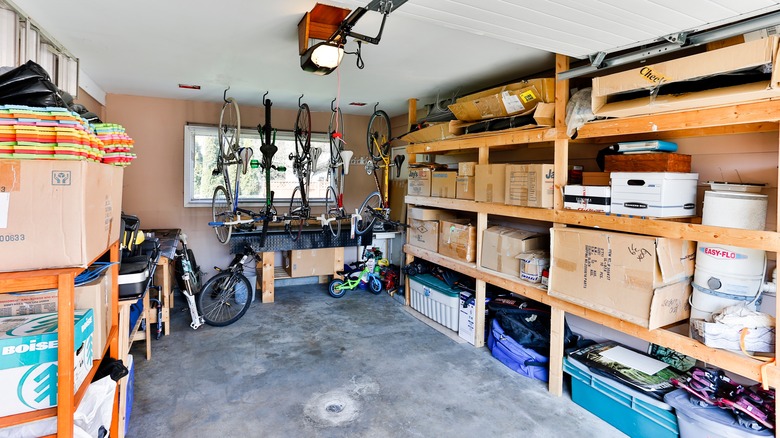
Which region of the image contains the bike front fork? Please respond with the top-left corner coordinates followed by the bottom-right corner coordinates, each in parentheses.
top-left (182, 275), bottom-right (205, 330)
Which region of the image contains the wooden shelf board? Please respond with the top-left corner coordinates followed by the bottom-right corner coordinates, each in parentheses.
top-left (405, 196), bottom-right (556, 222)
top-left (404, 244), bottom-right (766, 382)
top-left (554, 210), bottom-right (780, 251)
top-left (572, 122), bottom-right (778, 143)
top-left (406, 127), bottom-right (557, 154)
top-left (576, 99), bottom-right (780, 140)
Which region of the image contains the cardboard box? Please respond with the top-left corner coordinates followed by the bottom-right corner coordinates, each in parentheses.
top-left (0, 310), bottom-right (94, 416)
top-left (549, 228), bottom-right (695, 329)
top-left (408, 218), bottom-right (440, 253)
top-left (505, 164), bottom-right (555, 208)
top-left (605, 153), bottom-right (692, 173)
top-left (592, 37), bottom-right (780, 117)
top-left (458, 291), bottom-right (477, 345)
top-left (582, 172), bottom-right (611, 186)
top-left (283, 248), bottom-right (335, 278)
top-left (0, 274), bottom-right (112, 359)
top-left (407, 167), bottom-right (431, 197)
top-left (431, 171), bottom-right (457, 198)
top-left (439, 219), bottom-right (477, 263)
top-left (532, 102), bottom-right (556, 127)
top-left (456, 78), bottom-right (556, 105)
top-left (75, 273), bottom-right (112, 360)
top-left (0, 160), bottom-right (124, 272)
top-left (408, 207), bottom-right (457, 221)
top-left (475, 164), bottom-right (506, 203)
top-left (400, 123), bottom-right (455, 144)
top-left (610, 172), bottom-right (698, 217)
top-left (458, 162), bottom-right (477, 177)
top-left (564, 185), bottom-right (611, 213)
top-left (449, 85), bottom-right (542, 122)
top-left (481, 226), bottom-right (549, 277)
top-left (456, 176), bottom-right (475, 200)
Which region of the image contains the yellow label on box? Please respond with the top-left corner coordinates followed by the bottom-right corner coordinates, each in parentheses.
top-left (519, 90), bottom-right (537, 103)
top-left (638, 67), bottom-right (667, 85)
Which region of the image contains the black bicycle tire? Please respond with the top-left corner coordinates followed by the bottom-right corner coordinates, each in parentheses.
top-left (355, 191), bottom-right (381, 236)
top-left (329, 107), bottom-right (344, 166)
top-left (218, 98), bottom-right (241, 160)
top-left (295, 103), bottom-right (311, 157)
top-left (212, 185), bottom-right (233, 244)
top-left (329, 279), bottom-right (347, 298)
top-left (197, 272), bottom-right (252, 326)
top-left (287, 187), bottom-right (304, 241)
top-left (366, 110), bottom-right (390, 162)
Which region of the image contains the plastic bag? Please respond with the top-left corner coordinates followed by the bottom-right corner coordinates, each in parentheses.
top-left (0, 60), bottom-right (66, 107)
top-left (565, 87), bottom-right (595, 138)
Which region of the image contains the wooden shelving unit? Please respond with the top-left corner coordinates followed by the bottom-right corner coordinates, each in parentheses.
top-left (403, 53), bottom-right (780, 401)
top-left (0, 242), bottom-right (121, 438)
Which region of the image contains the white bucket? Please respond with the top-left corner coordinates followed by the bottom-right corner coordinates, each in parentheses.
top-left (701, 191), bottom-right (767, 230)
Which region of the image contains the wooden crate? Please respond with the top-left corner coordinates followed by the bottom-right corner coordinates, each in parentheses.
top-left (604, 153), bottom-right (691, 172)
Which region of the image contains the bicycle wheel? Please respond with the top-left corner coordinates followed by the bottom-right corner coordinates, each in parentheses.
top-left (218, 97), bottom-right (241, 160)
top-left (329, 279), bottom-right (347, 298)
top-left (212, 185), bottom-right (233, 244)
top-left (355, 191), bottom-right (382, 236)
top-left (369, 276), bottom-right (382, 294)
top-left (324, 186), bottom-right (341, 237)
top-left (329, 107), bottom-right (344, 166)
top-left (197, 272), bottom-right (252, 326)
top-left (287, 186), bottom-right (304, 241)
top-left (366, 110), bottom-right (390, 162)
top-left (295, 103), bottom-right (311, 156)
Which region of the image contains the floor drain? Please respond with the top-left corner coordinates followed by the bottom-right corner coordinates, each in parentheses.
top-left (326, 404), bottom-right (344, 413)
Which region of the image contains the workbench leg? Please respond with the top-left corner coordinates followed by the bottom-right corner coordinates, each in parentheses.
top-left (548, 308), bottom-right (565, 397)
top-left (333, 247), bottom-right (344, 278)
top-left (261, 251), bottom-right (275, 303)
top-left (143, 292), bottom-right (151, 361)
top-left (160, 258), bottom-right (171, 336)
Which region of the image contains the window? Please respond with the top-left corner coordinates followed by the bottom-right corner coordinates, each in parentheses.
top-left (184, 125), bottom-right (331, 207)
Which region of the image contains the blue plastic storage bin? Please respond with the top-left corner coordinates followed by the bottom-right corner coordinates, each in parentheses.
top-left (564, 358), bottom-right (679, 438)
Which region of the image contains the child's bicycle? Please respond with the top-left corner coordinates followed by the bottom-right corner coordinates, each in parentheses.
top-left (329, 259), bottom-right (382, 298)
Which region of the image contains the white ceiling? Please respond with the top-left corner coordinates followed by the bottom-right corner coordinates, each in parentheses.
top-left (10, 0), bottom-right (780, 117)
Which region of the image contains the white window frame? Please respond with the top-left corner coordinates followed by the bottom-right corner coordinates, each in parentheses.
top-left (183, 124), bottom-right (330, 207)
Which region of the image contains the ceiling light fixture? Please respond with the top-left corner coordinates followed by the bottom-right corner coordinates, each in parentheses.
top-left (298, 0), bottom-right (408, 75)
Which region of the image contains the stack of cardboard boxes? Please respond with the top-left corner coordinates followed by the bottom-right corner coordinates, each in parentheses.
top-left (472, 163), bottom-right (555, 208)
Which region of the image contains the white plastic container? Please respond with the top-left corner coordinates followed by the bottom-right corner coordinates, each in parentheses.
top-left (610, 172), bottom-right (698, 217)
top-left (665, 389), bottom-right (773, 438)
top-left (702, 191), bottom-right (768, 230)
top-left (408, 274), bottom-right (459, 331)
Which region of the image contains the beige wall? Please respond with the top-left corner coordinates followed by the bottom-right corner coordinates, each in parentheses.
top-left (106, 94), bottom-right (373, 273)
top-left (74, 87), bottom-right (105, 121)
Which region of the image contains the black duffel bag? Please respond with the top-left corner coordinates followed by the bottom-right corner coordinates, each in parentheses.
top-left (0, 60), bottom-right (66, 107)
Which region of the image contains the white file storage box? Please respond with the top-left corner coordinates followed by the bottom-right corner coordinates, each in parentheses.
top-left (409, 274), bottom-right (460, 331)
top-left (610, 172), bottom-right (698, 217)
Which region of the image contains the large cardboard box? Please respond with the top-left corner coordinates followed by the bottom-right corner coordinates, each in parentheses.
top-left (481, 226), bottom-right (549, 277)
top-left (592, 37), bottom-right (780, 117)
top-left (431, 171), bottom-right (457, 198)
top-left (454, 78), bottom-right (555, 106)
top-left (458, 162), bottom-right (477, 177)
top-left (408, 167), bottom-right (431, 197)
top-left (549, 228), bottom-right (695, 329)
top-left (475, 164), bottom-right (506, 203)
top-left (456, 176), bottom-right (476, 200)
top-left (408, 207), bottom-right (457, 221)
top-left (408, 218), bottom-right (441, 253)
top-left (400, 123), bottom-right (455, 144)
top-left (439, 219), bottom-right (477, 263)
top-left (0, 160), bottom-right (124, 272)
top-left (0, 310), bottom-right (94, 416)
top-left (283, 248), bottom-right (335, 278)
top-left (0, 274), bottom-right (111, 359)
top-left (505, 164), bottom-right (555, 209)
top-left (449, 84), bottom-right (543, 122)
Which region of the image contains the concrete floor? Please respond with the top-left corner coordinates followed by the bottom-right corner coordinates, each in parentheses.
top-left (128, 284), bottom-right (626, 437)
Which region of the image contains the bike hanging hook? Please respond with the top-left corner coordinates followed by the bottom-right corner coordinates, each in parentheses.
top-left (262, 91), bottom-right (269, 103)
top-left (298, 94), bottom-right (304, 107)
top-left (331, 97), bottom-right (337, 112)
top-left (373, 102), bottom-right (379, 113)
top-left (223, 86), bottom-right (230, 103)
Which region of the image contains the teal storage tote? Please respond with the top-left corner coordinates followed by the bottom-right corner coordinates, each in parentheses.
top-left (564, 358), bottom-right (679, 438)
top-left (408, 274), bottom-right (460, 331)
